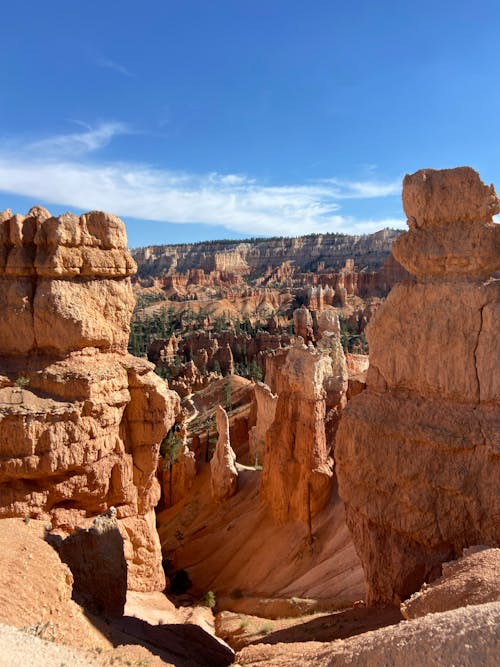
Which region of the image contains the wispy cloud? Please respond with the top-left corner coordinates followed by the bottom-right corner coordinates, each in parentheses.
top-left (0, 123), bottom-right (404, 237)
top-left (27, 122), bottom-right (130, 157)
top-left (95, 57), bottom-right (133, 77)
top-left (319, 177), bottom-right (401, 198)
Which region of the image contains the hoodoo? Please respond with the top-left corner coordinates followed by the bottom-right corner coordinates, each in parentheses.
top-left (0, 207), bottom-right (179, 591)
top-left (336, 167), bottom-right (500, 604)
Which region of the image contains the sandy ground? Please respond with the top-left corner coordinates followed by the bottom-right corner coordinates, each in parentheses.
top-left (0, 622), bottom-right (170, 667)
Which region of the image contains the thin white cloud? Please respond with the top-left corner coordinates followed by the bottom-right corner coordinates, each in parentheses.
top-left (27, 122), bottom-right (130, 157)
top-left (320, 177), bottom-right (401, 198)
top-left (0, 124), bottom-right (404, 237)
top-left (95, 57), bottom-right (133, 77)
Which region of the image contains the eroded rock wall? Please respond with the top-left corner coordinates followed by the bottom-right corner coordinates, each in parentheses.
top-left (0, 207), bottom-right (179, 591)
top-left (336, 167), bottom-right (500, 604)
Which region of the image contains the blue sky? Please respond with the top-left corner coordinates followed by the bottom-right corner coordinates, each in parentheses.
top-left (1, 1), bottom-right (499, 247)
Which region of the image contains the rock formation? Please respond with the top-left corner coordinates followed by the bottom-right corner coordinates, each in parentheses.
top-left (314, 308), bottom-right (340, 340)
top-left (336, 167), bottom-right (500, 604)
top-left (0, 207), bottom-right (179, 591)
top-left (260, 337), bottom-right (347, 523)
top-left (150, 329), bottom-right (292, 389)
top-left (318, 331), bottom-right (349, 448)
top-left (248, 382), bottom-right (278, 466)
top-left (0, 518), bottom-right (110, 649)
top-left (293, 306), bottom-right (314, 343)
top-left (210, 406), bottom-right (238, 502)
top-left (237, 602), bottom-right (500, 666)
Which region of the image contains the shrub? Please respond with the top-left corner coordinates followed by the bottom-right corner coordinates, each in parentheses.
top-left (202, 590), bottom-right (216, 609)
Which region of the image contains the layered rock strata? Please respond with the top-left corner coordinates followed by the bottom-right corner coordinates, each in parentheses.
top-left (0, 207), bottom-right (179, 591)
top-left (134, 228), bottom-right (402, 279)
top-left (336, 167), bottom-right (500, 604)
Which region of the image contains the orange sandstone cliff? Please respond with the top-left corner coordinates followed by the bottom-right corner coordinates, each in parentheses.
top-left (0, 206), bottom-right (179, 591)
top-left (336, 167), bottom-right (500, 604)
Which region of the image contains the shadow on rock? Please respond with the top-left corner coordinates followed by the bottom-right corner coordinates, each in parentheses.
top-left (49, 509), bottom-right (127, 616)
top-left (107, 616), bottom-right (234, 667)
top-left (249, 605), bottom-right (403, 646)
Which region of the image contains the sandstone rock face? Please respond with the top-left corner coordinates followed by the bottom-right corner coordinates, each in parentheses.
top-left (210, 406), bottom-right (238, 502)
top-left (401, 547), bottom-right (500, 620)
top-left (336, 167), bottom-right (500, 604)
top-left (0, 207), bottom-right (179, 592)
top-left (248, 382), bottom-right (277, 466)
top-left (318, 332), bottom-right (349, 448)
top-left (260, 337), bottom-right (347, 523)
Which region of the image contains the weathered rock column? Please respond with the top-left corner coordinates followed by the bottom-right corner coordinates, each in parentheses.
top-left (260, 336), bottom-right (347, 523)
top-left (210, 405), bottom-right (238, 502)
top-left (336, 167), bottom-right (500, 604)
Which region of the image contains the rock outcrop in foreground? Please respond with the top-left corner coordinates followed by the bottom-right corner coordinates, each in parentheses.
top-left (0, 207), bottom-right (179, 591)
top-left (336, 167), bottom-right (500, 604)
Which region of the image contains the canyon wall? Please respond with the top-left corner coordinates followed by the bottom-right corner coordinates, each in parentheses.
top-left (133, 228), bottom-right (402, 280)
top-left (336, 167), bottom-right (500, 604)
top-left (0, 206), bottom-right (179, 591)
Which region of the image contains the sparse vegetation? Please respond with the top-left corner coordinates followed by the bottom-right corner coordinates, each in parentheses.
top-left (202, 590), bottom-right (216, 609)
top-left (15, 375), bottom-right (30, 388)
top-left (258, 622), bottom-right (274, 635)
